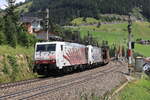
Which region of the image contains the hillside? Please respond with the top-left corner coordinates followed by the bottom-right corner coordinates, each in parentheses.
top-left (0, 45), bottom-right (38, 83)
top-left (71, 20), bottom-right (150, 43)
top-left (15, 1), bottom-right (32, 14)
top-left (69, 19), bottom-right (150, 57)
top-left (0, 8), bottom-right (38, 83)
top-left (16, 0), bottom-right (150, 24)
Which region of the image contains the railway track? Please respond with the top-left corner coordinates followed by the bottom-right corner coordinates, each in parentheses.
top-left (0, 57), bottom-right (116, 90)
top-left (0, 78), bottom-right (42, 89)
top-left (0, 61), bottom-right (123, 100)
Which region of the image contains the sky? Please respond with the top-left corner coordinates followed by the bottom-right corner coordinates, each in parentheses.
top-left (0, 0), bottom-right (25, 9)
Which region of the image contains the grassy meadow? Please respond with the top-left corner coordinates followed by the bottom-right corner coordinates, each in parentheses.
top-left (135, 44), bottom-right (150, 57)
top-left (70, 18), bottom-right (150, 57)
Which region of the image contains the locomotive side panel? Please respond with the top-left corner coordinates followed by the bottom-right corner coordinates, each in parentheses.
top-left (92, 46), bottom-right (103, 63)
top-left (87, 45), bottom-right (103, 64)
top-left (59, 43), bottom-right (88, 68)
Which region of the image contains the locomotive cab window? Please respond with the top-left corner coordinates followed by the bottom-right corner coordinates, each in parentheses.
top-left (47, 44), bottom-right (56, 51)
top-left (36, 44), bottom-right (56, 52)
top-left (36, 45), bottom-right (46, 52)
top-left (61, 45), bottom-right (63, 51)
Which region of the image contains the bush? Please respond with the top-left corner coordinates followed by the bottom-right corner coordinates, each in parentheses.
top-left (7, 55), bottom-right (19, 81)
top-left (4, 16), bottom-right (17, 48)
top-left (0, 31), bottom-right (6, 45)
top-left (27, 34), bottom-right (37, 47)
top-left (133, 52), bottom-right (144, 58)
top-left (16, 26), bottom-right (37, 48)
top-left (110, 45), bottom-right (117, 57)
top-left (2, 58), bottom-right (10, 75)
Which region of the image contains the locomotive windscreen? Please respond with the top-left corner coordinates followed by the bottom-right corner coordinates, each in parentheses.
top-left (36, 44), bottom-right (56, 52)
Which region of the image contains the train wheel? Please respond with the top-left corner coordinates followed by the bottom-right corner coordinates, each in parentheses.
top-left (62, 68), bottom-right (67, 74)
top-left (70, 67), bottom-right (73, 72)
top-left (81, 65), bottom-right (84, 71)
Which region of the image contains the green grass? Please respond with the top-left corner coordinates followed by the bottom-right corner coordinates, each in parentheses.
top-left (71, 17), bottom-right (84, 25)
top-left (71, 17), bottom-right (99, 25)
top-left (70, 21), bottom-right (150, 56)
top-left (132, 22), bottom-right (150, 40)
top-left (78, 22), bottom-right (150, 43)
top-left (114, 76), bottom-right (150, 100)
top-left (72, 22), bottom-right (129, 44)
top-left (0, 45), bottom-right (34, 56)
top-left (86, 18), bottom-right (99, 23)
top-left (135, 44), bottom-right (150, 57)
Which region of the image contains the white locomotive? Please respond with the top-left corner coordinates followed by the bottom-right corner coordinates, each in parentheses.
top-left (34, 41), bottom-right (109, 75)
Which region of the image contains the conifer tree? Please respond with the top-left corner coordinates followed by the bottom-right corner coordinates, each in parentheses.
top-left (4, 15), bottom-right (17, 47)
top-left (3, 0), bottom-right (18, 47)
top-left (0, 17), bottom-right (6, 44)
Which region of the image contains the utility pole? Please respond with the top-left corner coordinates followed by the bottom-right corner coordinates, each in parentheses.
top-left (46, 8), bottom-right (49, 41)
top-left (127, 14), bottom-right (132, 75)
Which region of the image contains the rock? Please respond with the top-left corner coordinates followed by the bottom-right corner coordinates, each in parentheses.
top-left (0, 56), bottom-right (4, 61)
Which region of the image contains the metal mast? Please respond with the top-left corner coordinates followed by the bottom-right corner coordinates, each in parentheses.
top-left (46, 8), bottom-right (49, 41)
top-left (128, 14), bottom-right (132, 75)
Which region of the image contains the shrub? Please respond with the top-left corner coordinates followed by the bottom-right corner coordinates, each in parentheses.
top-left (7, 55), bottom-right (19, 81)
top-left (0, 31), bottom-right (6, 45)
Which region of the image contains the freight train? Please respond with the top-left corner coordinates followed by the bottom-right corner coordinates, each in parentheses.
top-left (33, 41), bottom-right (109, 75)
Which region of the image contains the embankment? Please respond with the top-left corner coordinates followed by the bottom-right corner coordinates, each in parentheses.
top-left (0, 54), bottom-right (37, 83)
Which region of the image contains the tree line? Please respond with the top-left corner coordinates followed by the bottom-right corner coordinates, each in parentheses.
top-left (0, 4), bottom-right (36, 48)
top-left (26, 0), bottom-right (150, 24)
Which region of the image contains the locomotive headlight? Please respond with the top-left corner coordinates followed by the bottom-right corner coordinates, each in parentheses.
top-left (52, 59), bottom-right (56, 63)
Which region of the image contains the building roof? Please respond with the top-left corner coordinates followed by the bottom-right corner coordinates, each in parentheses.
top-left (20, 16), bottom-right (42, 23)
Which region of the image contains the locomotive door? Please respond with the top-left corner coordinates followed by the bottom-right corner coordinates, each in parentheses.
top-left (60, 45), bottom-right (65, 67)
top-left (60, 45), bottom-right (69, 67)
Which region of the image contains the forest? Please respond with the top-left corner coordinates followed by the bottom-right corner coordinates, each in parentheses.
top-left (25, 0), bottom-right (150, 24)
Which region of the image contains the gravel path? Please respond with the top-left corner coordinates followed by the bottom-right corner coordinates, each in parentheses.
top-left (0, 61), bottom-right (128, 100)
